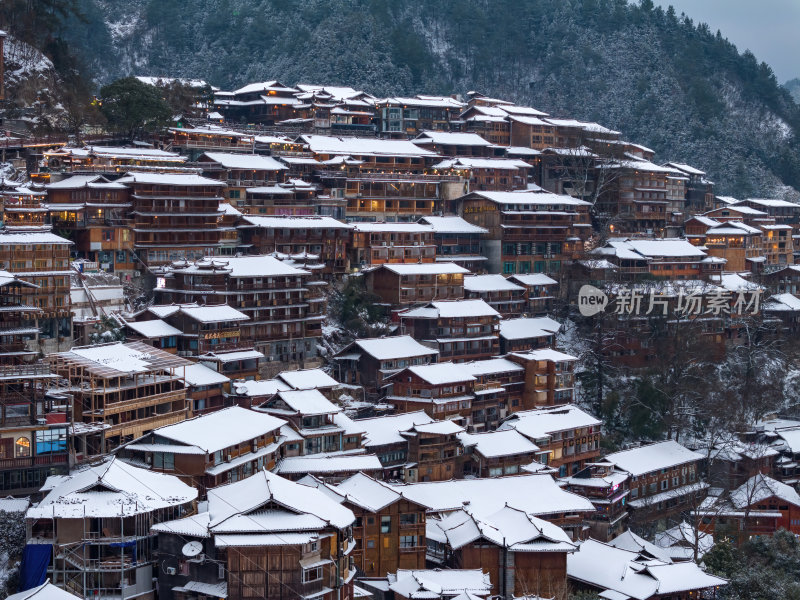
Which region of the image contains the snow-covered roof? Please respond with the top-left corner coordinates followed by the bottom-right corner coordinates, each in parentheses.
top-left (344, 411), bottom-right (436, 447)
top-left (182, 363), bottom-right (230, 387)
top-left (463, 274), bottom-right (524, 293)
top-left (430, 504), bottom-right (573, 553)
top-left (276, 453), bottom-right (383, 475)
top-left (433, 158), bottom-right (531, 171)
top-left (567, 539), bottom-right (726, 600)
top-left (459, 358), bottom-right (524, 377)
top-left (500, 405), bottom-right (599, 440)
top-left (233, 378), bottom-right (291, 397)
top-left (231, 80), bottom-right (298, 95)
top-left (414, 131), bottom-right (492, 146)
top-left (388, 569), bottom-right (492, 599)
top-left (300, 135), bottom-right (438, 158)
top-left (741, 197), bottom-right (800, 209)
top-left (405, 362), bottom-right (476, 385)
top-left (510, 348), bottom-right (577, 363)
top-left (665, 162), bottom-right (706, 176)
top-left (122, 319), bottom-right (182, 338)
top-left (278, 368), bottom-right (339, 390)
top-left (0, 231), bottom-right (72, 245)
top-left (418, 216), bottom-right (488, 234)
top-left (327, 472), bottom-right (401, 511)
top-left (466, 190), bottom-right (591, 207)
top-left (27, 457), bottom-right (197, 519)
top-left (401, 299), bottom-right (499, 319)
top-left (706, 221), bottom-right (762, 235)
top-left (65, 342), bottom-right (188, 375)
top-left (379, 263), bottom-right (470, 276)
top-left (730, 474), bottom-right (800, 509)
top-left (141, 406), bottom-right (284, 454)
top-left (654, 521), bottom-right (714, 561)
top-left (601, 238), bottom-right (706, 260)
top-left (199, 349), bottom-right (264, 363)
top-left (458, 429), bottom-right (539, 458)
top-left (5, 582), bottom-right (81, 600)
top-left (116, 172), bottom-right (225, 186)
top-left (604, 441), bottom-right (703, 477)
top-left (201, 152), bottom-right (287, 170)
top-left (0, 496), bottom-right (31, 513)
top-left (608, 529), bottom-right (674, 563)
top-left (390, 473), bottom-right (594, 516)
top-left (347, 336), bottom-right (439, 361)
top-left (275, 389), bottom-right (341, 416)
top-left (242, 215), bottom-right (352, 230)
top-left (173, 255), bottom-right (310, 277)
top-left (499, 317), bottom-right (561, 341)
top-left (351, 222), bottom-right (432, 233)
top-left (764, 293), bottom-right (800, 312)
top-left (180, 304), bottom-right (249, 323)
top-left (205, 469), bottom-right (354, 530)
top-left (508, 273), bottom-right (558, 287)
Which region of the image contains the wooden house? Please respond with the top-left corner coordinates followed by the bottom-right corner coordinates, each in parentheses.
top-left (117, 406), bottom-right (284, 494)
top-left (375, 96), bottom-right (464, 136)
top-left (302, 472), bottom-right (428, 576)
top-left (460, 357), bottom-right (525, 426)
top-left (456, 190), bottom-right (591, 275)
top-left (561, 463), bottom-right (631, 541)
top-left (0, 230), bottom-right (74, 353)
top-left (26, 458), bottom-right (197, 600)
top-left (155, 255), bottom-right (323, 366)
top-left (417, 216), bottom-right (488, 274)
top-left (697, 474), bottom-right (800, 545)
top-left (0, 271), bottom-right (70, 495)
top-left (117, 172), bottom-right (227, 267)
top-left (152, 470), bottom-right (356, 600)
top-left (604, 441), bottom-right (706, 526)
top-left (432, 157), bottom-right (532, 191)
top-left (332, 336), bottom-right (439, 398)
top-left (387, 363), bottom-right (475, 425)
top-left (567, 539), bottom-right (726, 600)
top-left (507, 273), bottom-right (559, 314)
top-left (463, 274), bottom-right (526, 317)
top-left (365, 262), bottom-right (469, 307)
top-left (428, 506), bottom-right (576, 599)
top-left (399, 299), bottom-right (500, 363)
top-left (45, 175), bottom-right (136, 275)
top-left (506, 349), bottom-right (578, 408)
top-left (500, 404), bottom-right (602, 477)
top-left (214, 80), bottom-right (300, 124)
top-left (457, 428), bottom-right (543, 478)
top-left (349, 222), bottom-right (436, 268)
top-left (239, 215), bottom-right (352, 277)
top-left (412, 131), bottom-right (493, 157)
top-left (498, 317), bottom-right (561, 355)
top-left (197, 151), bottom-right (288, 206)
top-left (170, 126), bottom-right (255, 156)
top-left (49, 341), bottom-right (192, 457)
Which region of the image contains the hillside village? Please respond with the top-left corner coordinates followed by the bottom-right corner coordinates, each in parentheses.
top-left (3, 28), bottom-right (800, 600)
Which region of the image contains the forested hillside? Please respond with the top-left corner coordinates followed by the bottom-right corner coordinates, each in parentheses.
top-left (29, 0), bottom-right (800, 197)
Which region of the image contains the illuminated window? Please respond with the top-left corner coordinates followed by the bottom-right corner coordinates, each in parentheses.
top-left (15, 437), bottom-right (31, 458)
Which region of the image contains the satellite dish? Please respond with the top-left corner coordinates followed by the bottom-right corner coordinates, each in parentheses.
top-left (182, 541), bottom-right (203, 558)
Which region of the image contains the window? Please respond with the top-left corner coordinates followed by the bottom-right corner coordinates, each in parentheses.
top-left (399, 513), bottom-right (417, 526)
top-left (302, 567), bottom-right (323, 583)
top-left (380, 516), bottom-right (391, 533)
top-left (661, 479), bottom-right (669, 490)
top-left (153, 452), bottom-right (175, 470)
top-left (503, 262), bottom-right (515, 274)
top-left (35, 428), bottom-right (67, 455)
top-left (366, 539), bottom-right (376, 549)
top-left (14, 437), bottom-right (30, 458)
top-left (489, 467), bottom-right (504, 477)
top-left (400, 535), bottom-right (418, 548)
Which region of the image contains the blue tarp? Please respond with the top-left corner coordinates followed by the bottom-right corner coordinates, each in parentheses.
top-left (19, 544), bottom-right (51, 591)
